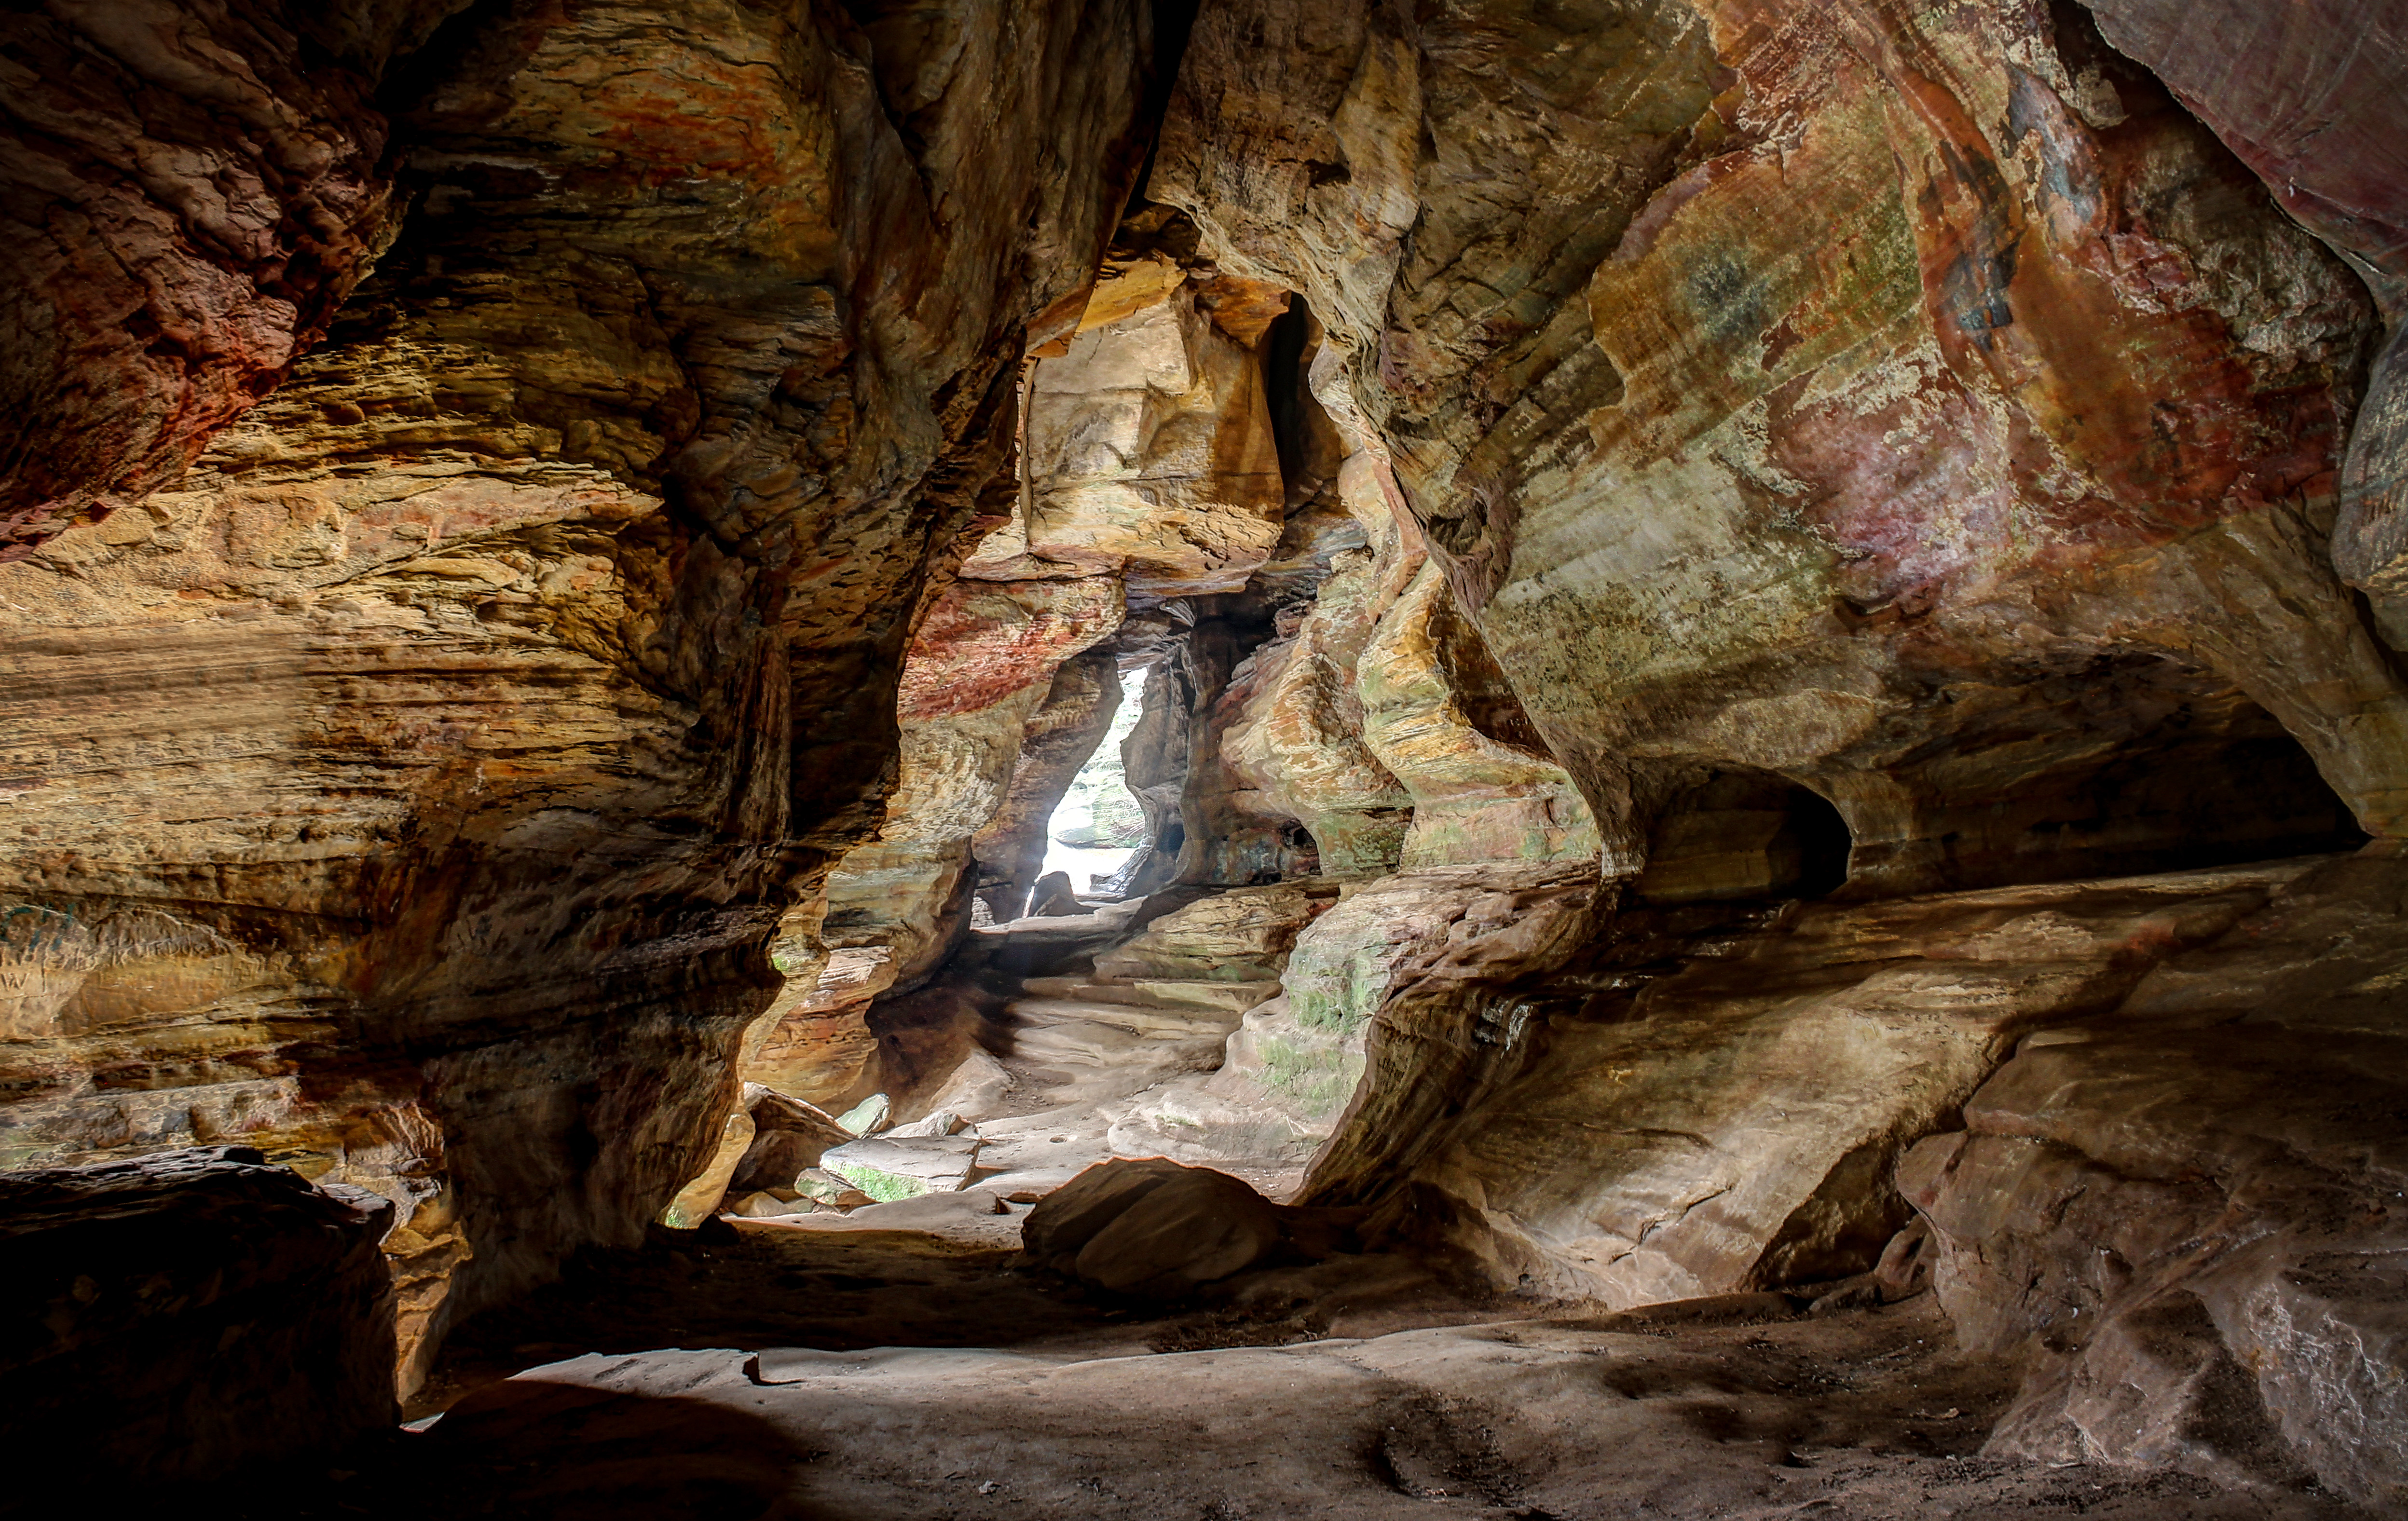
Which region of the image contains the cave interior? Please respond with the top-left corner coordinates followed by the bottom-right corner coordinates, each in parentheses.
top-left (2, 0), bottom-right (2407, 1516)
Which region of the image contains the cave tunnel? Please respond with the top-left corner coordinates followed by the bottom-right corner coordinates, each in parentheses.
top-left (5, 0), bottom-right (2408, 1513)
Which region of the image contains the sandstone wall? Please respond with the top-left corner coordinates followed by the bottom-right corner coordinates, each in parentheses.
top-left (0, 0), bottom-right (1157, 1385)
top-left (5, 5), bottom-right (2405, 1492)
top-left (1154, 0), bottom-right (2406, 889)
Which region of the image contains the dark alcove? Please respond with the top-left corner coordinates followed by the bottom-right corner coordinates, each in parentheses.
top-left (1634, 771), bottom-right (1854, 904)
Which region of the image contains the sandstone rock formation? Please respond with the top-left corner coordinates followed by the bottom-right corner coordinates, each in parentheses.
top-left (1, 0), bottom-right (1160, 1388)
top-left (1156, 0), bottom-right (2403, 884)
top-left (4, 0), bottom-right (2407, 1509)
top-left (1903, 853), bottom-right (2408, 1503)
top-left (972, 649), bottom-right (1124, 919)
top-left (739, 571), bottom-right (1123, 1105)
top-left (0, 1145), bottom-right (396, 1485)
top-left (0, 0), bottom-right (447, 554)
top-left (1020, 1155), bottom-right (1343, 1296)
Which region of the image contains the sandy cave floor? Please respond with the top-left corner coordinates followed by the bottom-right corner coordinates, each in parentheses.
top-left (213, 1218), bottom-right (2390, 1521)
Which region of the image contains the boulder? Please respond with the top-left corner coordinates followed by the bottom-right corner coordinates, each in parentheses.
top-left (1022, 1158), bottom-right (1295, 1297)
top-left (727, 1192), bottom-right (813, 1219)
top-left (917, 1047), bottom-right (1015, 1121)
top-left (820, 1134), bottom-right (985, 1200)
top-left (1026, 871), bottom-right (1092, 918)
top-left (0, 1147), bottom-right (396, 1487)
top-left (794, 1170), bottom-right (877, 1211)
top-left (834, 1093), bottom-right (892, 1136)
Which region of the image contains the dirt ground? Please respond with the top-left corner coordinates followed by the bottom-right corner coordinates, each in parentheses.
top-left (280, 1222), bottom-right (2390, 1521)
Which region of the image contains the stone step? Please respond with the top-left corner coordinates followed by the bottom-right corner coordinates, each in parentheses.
top-left (1016, 976), bottom-right (1283, 1014)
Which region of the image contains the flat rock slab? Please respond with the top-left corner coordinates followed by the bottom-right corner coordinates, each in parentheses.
top-left (751, 1188), bottom-right (1029, 1249)
top-left (820, 1134), bottom-right (983, 1196)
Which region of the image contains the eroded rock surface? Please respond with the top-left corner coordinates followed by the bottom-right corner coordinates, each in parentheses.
top-left (1903, 854), bottom-right (2408, 1506)
top-left (0, 0), bottom-right (1158, 1387)
top-left (1156, 0), bottom-right (2404, 883)
top-left (5, 3), bottom-right (2407, 1505)
top-left (398, 1296), bottom-right (2389, 1521)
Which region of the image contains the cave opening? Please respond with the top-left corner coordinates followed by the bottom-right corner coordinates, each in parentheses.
top-left (1033, 685), bottom-right (1148, 905)
top-left (1633, 770), bottom-right (1855, 904)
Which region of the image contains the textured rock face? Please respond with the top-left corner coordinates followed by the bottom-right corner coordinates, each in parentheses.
top-left (997, 289), bottom-right (1286, 598)
top-left (1319, 865), bottom-right (2299, 1293)
top-left (972, 650), bottom-right (1123, 921)
top-left (2072, 2), bottom-right (2408, 662)
top-left (6, 3), bottom-right (2408, 1500)
top-left (0, 0), bottom-right (451, 554)
top-left (1155, 0), bottom-right (2405, 887)
top-left (0, 1145), bottom-right (396, 1483)
top-left (2072, 0), bottom-right (2408, 315)
top-left (743, 573), bottom-right (1122, 1104)
top-left (0, 0), bottom-right (1155, 1385)
top-left (1120, 865), bottom-right (1595, 1168)
top-left (1901, 854), bottom-right (2408, 1506)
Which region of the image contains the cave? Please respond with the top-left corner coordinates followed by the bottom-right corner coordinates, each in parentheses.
top-left (5, 1), bottom-right (2407, 1516)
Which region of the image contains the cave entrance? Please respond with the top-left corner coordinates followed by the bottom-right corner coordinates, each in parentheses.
top-left (1038, 693), bottom-right (1147, 900)
top-left (1634, 771), bottom-right (1854, 904)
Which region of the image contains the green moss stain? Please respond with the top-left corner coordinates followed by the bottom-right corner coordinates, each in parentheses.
top-left (824, 1163), bottom-right (926, 1202)
top-left (1256, 1038), bottom-right (1365, 1119)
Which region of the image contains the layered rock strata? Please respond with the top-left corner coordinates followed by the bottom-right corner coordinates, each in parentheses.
top-left (1904, 853), bottom-right (2408, 1505)
top-left (1155, 0), bottom-right (2405, 885)
top-left (742, 572), bottom-right (1123, 1105)
top-left (0, 0), bottom-right (1158, 1387)
top-left (0, 0), bottom-right (459, 553)
top-left (5, 6), bottom-right (2408, 1505)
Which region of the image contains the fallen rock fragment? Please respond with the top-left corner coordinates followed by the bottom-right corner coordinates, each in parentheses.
top-left (886, 1109), bottom-right (976, 1139)
top-left (794, 1170), bottom-right (877, 1210)
top-left (821, 1134), bottom-right (985, 1200)
top-left (727, 1086), bottom-right (857, 1197)
top-left (917, 1047), bottom-right (1015, 1120)
top-left (834, 1093), bottom-right (893, 1135)
top-left (1026, 870), bottom-right (1092, 917)
top-left (727, 1192), bottom-right (813, 1219)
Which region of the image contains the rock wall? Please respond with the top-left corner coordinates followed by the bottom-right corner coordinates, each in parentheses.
top-left (1, 0), bottom-right (1158, 1386)
top-left (1154, 0), bottom-right (2406, 888)
top-left (1904, 853), bottom-right (2408, 1505)
top-left (1105, 4), bottom-right (2408, 1501)
top-left (744, 571), bottom-right (1122, 1106)
top-left (0, 0), bottom-right (457, 554)
top-left (0, 1145), bottom-right (397, 1486)
top-left (971, 650), bottom-right (1125, 922)
top-left (5, 2), bottom-right (2405, 1496)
